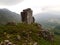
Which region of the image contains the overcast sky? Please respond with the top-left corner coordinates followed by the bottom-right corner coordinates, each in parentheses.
top-left (0, 0), bottom-right (60, 14)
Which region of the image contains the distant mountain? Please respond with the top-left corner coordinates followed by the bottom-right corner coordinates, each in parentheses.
top-left (0, 9), bottom-right (21, 25)
top-left (34, 12), bottom-right (60, 35)
top-left (34, 12), bottom-right (60, 24)
top-left (34, 12), bottom-right (60, 27)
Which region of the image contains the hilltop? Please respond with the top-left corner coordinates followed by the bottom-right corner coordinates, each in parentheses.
top-left (0, 23), bottom-right (54, 45)
top-left (0, 8), bottom-right (59, 45)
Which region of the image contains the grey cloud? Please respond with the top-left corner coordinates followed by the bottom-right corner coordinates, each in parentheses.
top-left (0, 0), bottom-right (24, 5)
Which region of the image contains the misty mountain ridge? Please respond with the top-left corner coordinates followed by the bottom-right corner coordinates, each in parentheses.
top-left (0, 8), bottom-right (60, 25)
top-left (34, 12), bottom-right (60, 34)
top-left (34, 12), bottom-right (60, 24)
top-left (0, 8), bottom-right (21, 25)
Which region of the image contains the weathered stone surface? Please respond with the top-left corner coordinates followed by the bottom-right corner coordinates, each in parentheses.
top-left (21, 8), bottom-right (35, 24)
top-left (38, 30), bottom-right (54, 41)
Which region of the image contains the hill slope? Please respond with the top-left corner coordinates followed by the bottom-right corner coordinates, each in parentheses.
top-left (0, 23), bottom-right (54, 45)
top-left (0, 9), bottom-right (21, 25)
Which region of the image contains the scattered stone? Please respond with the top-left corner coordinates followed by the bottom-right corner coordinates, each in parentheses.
top-left (0, 41), bottom-right (4, 45)
top-left (0, 40), bottom-right (15, 45)
top-left (8, 42), bottom-right (12, 45)
top-left (16, 35), bottom-right (21, 40)
top-left (4, 40), bottom-right (9, 42)
top-left (33, 42), bottom-right (38, 45)
top-left (4, 40), bottom-right (9, 45)
top-left (4, 32), bottom-right (7, 35)
top-left (38, 30), bottom-right (54, 41)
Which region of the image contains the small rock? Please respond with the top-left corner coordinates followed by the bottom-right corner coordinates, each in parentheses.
top-left (4, 32), bottom-right (7, 35)
top-left (16, 35), bottom-right (21, 40)
top-left (33, 42), bottom-right (38, 45)
top-left (8, 42), bottom-right (12, 45)
top-left (0, 41), bottom-right (4, 45)
top-left (4, 40), bottom-right (10, 44)
top-left (4, 40), bottom-right (9, 43)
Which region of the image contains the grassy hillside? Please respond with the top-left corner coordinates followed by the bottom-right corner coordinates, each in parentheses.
top-left (0, 23), bottom-right (59, 45)
top-left (0, 23), bottom-right (41, 45)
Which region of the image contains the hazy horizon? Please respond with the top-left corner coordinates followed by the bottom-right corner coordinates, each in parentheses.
top-left (0, 0), bottom-right (60, 15)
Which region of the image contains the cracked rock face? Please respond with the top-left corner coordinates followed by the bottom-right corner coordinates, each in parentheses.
top-left (38, 30), bottom-right (54, 41)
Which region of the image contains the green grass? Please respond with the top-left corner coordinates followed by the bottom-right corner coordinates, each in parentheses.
top-left (0, 23), bottom-right (59, 45)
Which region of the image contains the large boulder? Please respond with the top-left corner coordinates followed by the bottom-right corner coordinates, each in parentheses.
top-left (38, 30), bottom-right (54, 41)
